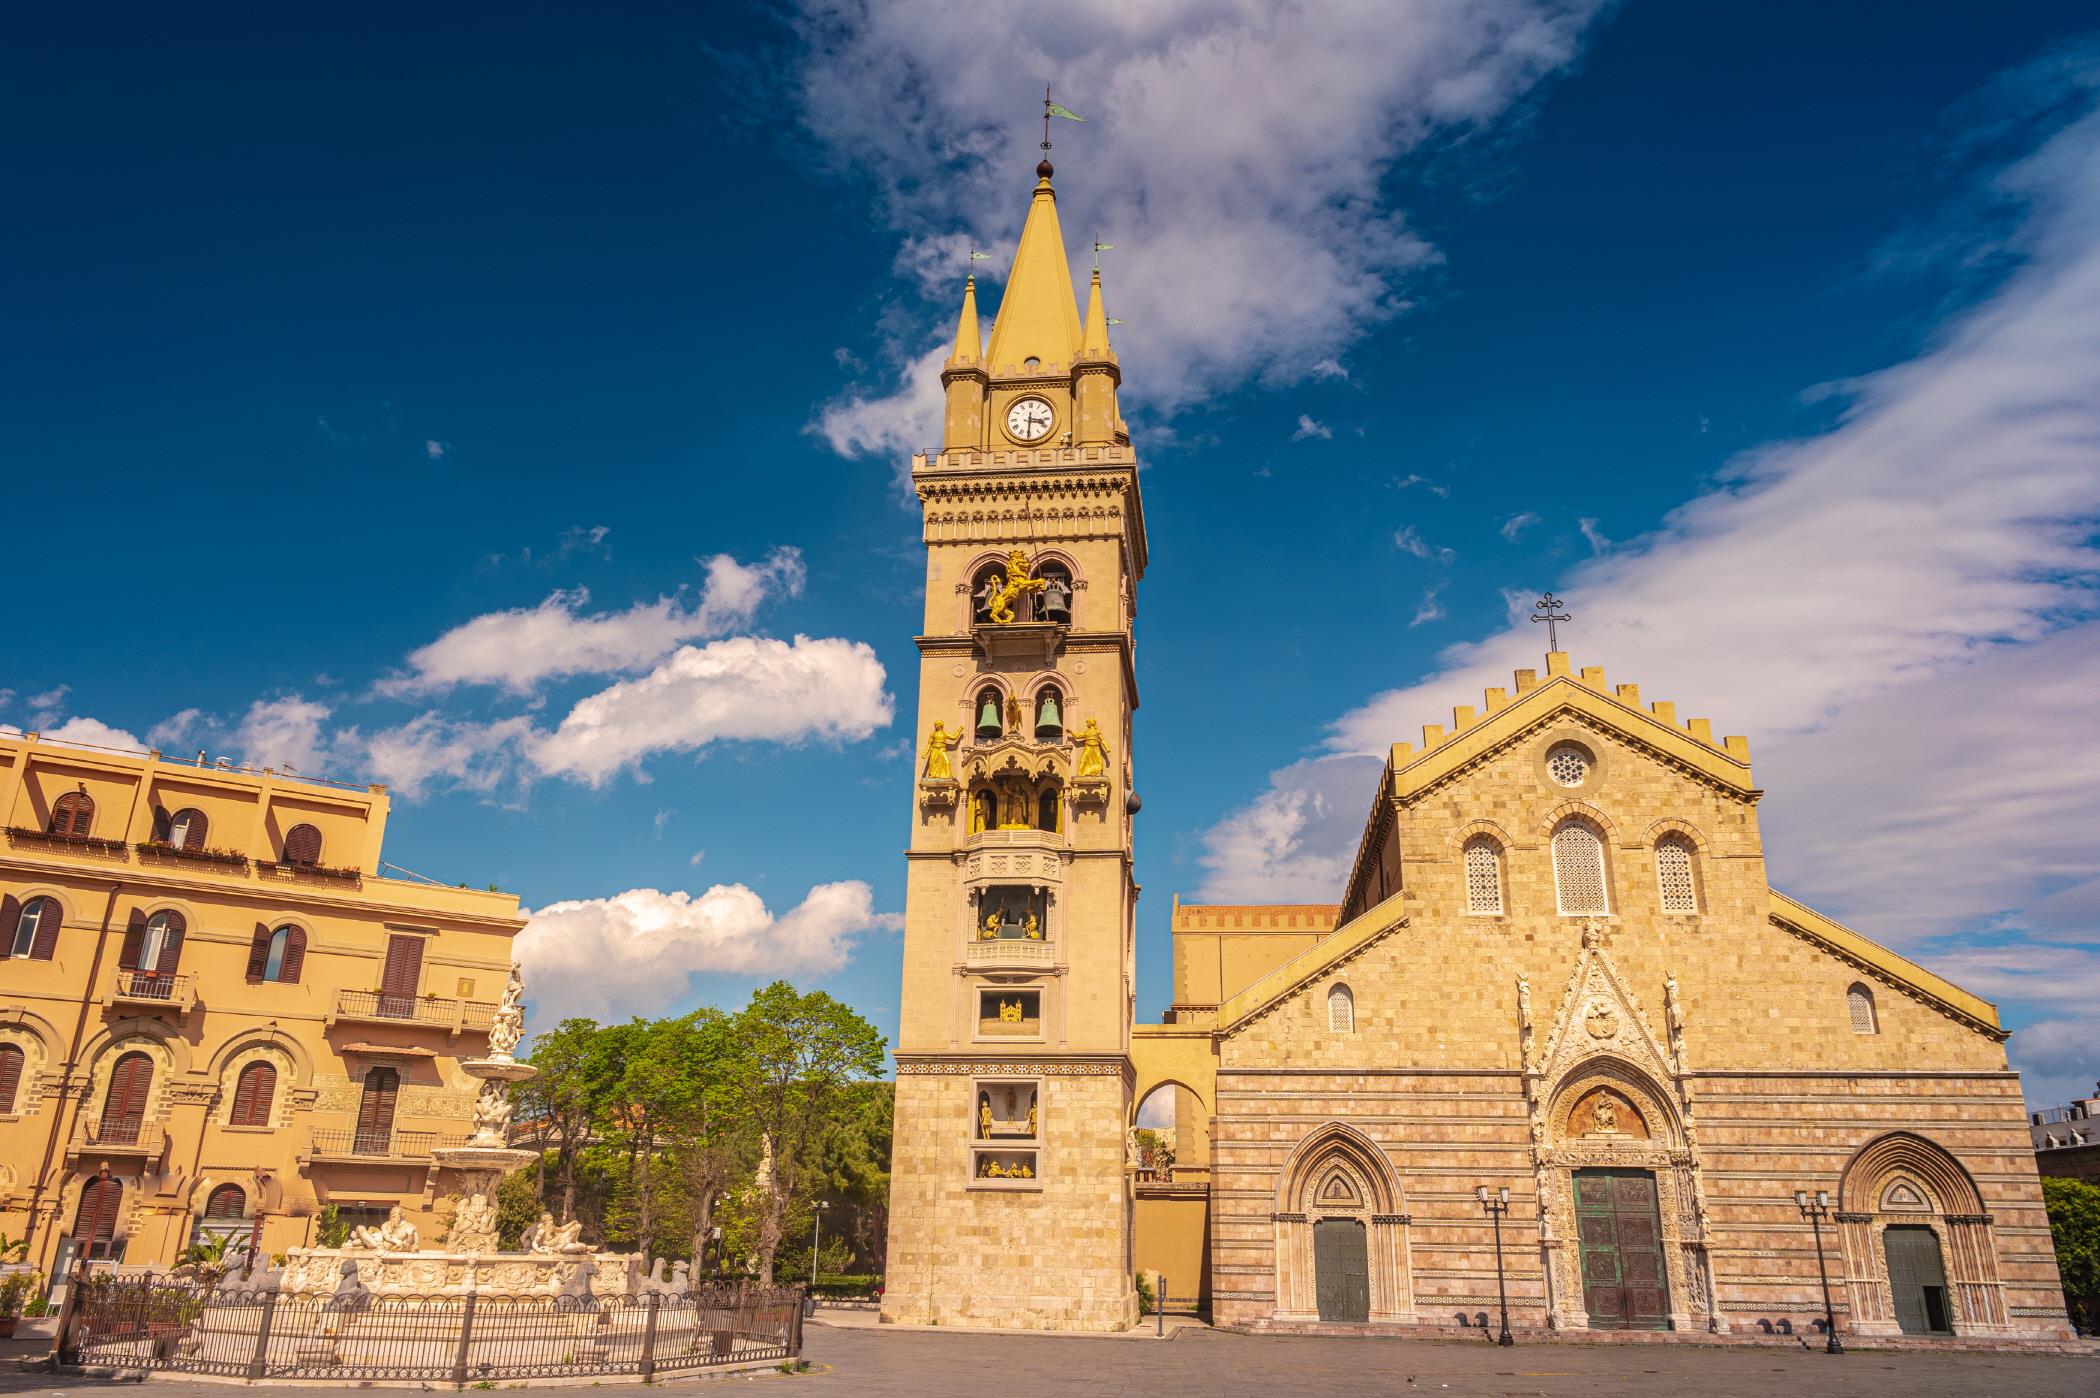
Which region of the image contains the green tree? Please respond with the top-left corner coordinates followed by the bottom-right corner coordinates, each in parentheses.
top-left (2043, 1175), bottom-right (2100, 1328)
top-left (518, 1017), bottom-right (623, 1224)
top-left (728, 982), bottom-right (886, 1284)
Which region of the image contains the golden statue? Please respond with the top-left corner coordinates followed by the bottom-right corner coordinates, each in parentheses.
top-left (1027, 1101), bottom-right (1037, 1135)
top-left (971, 789), bottom-right (994, 834)
top-left (998, 999), bottom-right (1023, 1023)
top-left (980, 1159), bottom-right (1005, 1178)
top-left (996, 781), bottom-right (1033, 829)
top-left (1016, 1161), bottom-right (1033, 1178)
top-left (1075, 718), bottom-right (1110, 778)
top-left (1023, 910), bottom-right (1042, 940)
top-left (922, 721), bottom-right (956, 781)
top-left (979, 1100), bottom-right (993, 1138)
top-left (1004, 695), bottom-right (1024, 735)
top-left (983, 548), bottom-right (1047, 624)
top-left (980, 909), bottom-right (1001, 941)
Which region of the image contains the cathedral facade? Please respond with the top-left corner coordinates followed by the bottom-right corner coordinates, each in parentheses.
top-left (883, 163), bottom-right (2071, 1343)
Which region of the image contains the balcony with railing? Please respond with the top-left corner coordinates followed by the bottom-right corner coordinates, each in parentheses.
top-left (962, 938), bottom-right (1057, 968)
top-left (327, 989), bottom-right (496, 1037)
top-left (300, 1126), bottom-right (466, 1165)
top-left (68, 1118), bottom-right (168, 1160)
top-left (108, 970), bottom-right (197, 1013)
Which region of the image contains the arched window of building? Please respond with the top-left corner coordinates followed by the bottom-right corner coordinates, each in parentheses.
top-left (0, 1043), bottom-right (24, 1113)
top-left (282, 823), bottom-right (323, 867)
top-left (151, 806), bottom-right (210, 850)
top-left (1552, 818), bottom-right (1609, 916)
top-left (1655, 834), bottom-right (1698, 913)
top-left (1463, 835), bottom-right (1504, 915)
top-left (8, 895), bottom-right (62, 959)
top-left (247, 924), bottom-right (306, 984)
top-left (1036, 562), bottom-right (1074, 623)
top-left (120, 910), bottom-right (186, 978)
top-left (228, 1061), bottom-right (277, 1127)
top-left (974, 686), bottom-right (1005, 740)
top-left (203, 1183), bottom-right (246, 1220)
top-left (73, 1175), bottom-right (124, 1260)
top-left (971, 562), bottom-right (1008, 625)
top-left (1847, 983), bottom-right (1878, 1035)
top-left (99, 1052), bottom-right (154, 1145)
top-left (1034, 685), bottom-right (1065, 741)
top-left (1327, 984), bottom-right (1354, 1033)
top-left (969, 788), bottom-right (996, 836)
top-left (1036, 785), bottom-right (1062, 833)
top-left (48, 790), bottom-right (95, 838)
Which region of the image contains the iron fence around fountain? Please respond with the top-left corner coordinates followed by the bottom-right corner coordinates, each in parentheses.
top-left (69, 1277), bottom-right (805, 1384)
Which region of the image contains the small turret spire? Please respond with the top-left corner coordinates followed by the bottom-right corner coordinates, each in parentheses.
top-left (1080, 267), bottom-right (1112, 358)
top-left (951, 275), bottom-right (982, 363)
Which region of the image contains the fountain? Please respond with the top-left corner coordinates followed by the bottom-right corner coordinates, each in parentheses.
top-left (278, 964), bottom-right (637, 1298)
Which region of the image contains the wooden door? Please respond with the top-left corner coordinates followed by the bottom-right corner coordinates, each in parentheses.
top-left (1314, 1218), bottom-right (1371, 1322)
top-left (99, 1052), bottom-right (153, 1145)
top-left (354, 1067), bottom-right (399, 1155)
top-left (73, 1176), bottom-right (124, 1260)
top-left (378, 934), bottom-right (423, 1017)
top-left (1574, 1168), bottom-right (1669, 1330)
top-left (1884, 1225), bottom-right (1953, 1335)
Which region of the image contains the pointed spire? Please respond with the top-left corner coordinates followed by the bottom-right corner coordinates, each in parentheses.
top-left (950, 275), bottom-right (982, 363)
top-left (1080, 268), bottom-right (1113, 359)
top-left (983, 173), bottom-right (1083, 371)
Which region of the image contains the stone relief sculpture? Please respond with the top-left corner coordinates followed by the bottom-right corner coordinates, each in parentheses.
top-left (522, 1210), bottom-right (588, 1255)
top-left (472, 1079), bottom-right (514, 1140)
top-left (451, 1186), bottom-right (499, 1252)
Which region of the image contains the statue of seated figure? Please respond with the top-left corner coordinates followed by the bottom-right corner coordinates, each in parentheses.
top-left (347, 1205), bottom-right (419, 1253)
top-left (522, 1210), bottom-right (589, 1254)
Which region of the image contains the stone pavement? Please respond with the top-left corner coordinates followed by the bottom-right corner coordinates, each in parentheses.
top-left (4, 1321), bottom-right (2093, 1396)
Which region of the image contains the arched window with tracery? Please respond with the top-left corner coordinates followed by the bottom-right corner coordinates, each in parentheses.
top-left (229, 1061), bottom-right (277, 1127)
top-left (1463, 835), bottom-right (1504, 914)
top-left (1655, 834), bottom-right (1698, 913)
top-left (1035, 562), bottom-right (1073, 623)
top-left (1847, 983), bottom-right (1878, 1035)
top-left (970, 562), bottom-right (1007, 625)
top-left (1327, 984), bottom-right (1354, 1033)
top-left (1552, 818), bottom-right (1609, 915)
top-left (48, 791), bottom-right (95, 838)
top-left (974, 685), bottom-right (1005, 740)
top-left (1036, 785), bottom-right (1062, 833)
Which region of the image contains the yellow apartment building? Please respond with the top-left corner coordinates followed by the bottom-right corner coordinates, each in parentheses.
top-left (0, 729), bottom-right (523, 1275)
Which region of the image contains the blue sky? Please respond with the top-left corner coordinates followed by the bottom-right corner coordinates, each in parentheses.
top-left (6, 4), bottom-right (2098, 1105)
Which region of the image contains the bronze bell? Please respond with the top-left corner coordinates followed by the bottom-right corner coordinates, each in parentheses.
top-left (1035, 688), bottom-right (1062, 738)
top-left (977, 692), bottom-right (1001, 738)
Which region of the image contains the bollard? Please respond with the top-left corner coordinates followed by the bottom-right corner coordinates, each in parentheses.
top-left (246, 1290), bottom-right (280, 1381)
top-left (451, 1291), bottom-right (478, 1386)
top-left (639, 1291), bottom-right (661, 1382)
top-left (1157, 1275), bottom-right (1165, 1336)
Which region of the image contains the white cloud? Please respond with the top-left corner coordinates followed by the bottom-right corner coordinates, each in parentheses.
top-left (1393, 524), bottom-right (1455, 563)
top-left (1292, 414), bottom-right (1333, 441)
top-left (1198, 756), bottom-right (1382, 905)
top-left (813, 344), bottom-right (949, 466)
top-left (1500, 510), bottom-right (1541, 542)
top-left (797, 0), bottom-right (1606, 449)
top-left (1196, 68), bottom-right (2100, 942)
top-left (3, 716), bottom-right (144, 752)
top-left (2007, 1015), bottom-right (2100, 1111)
top-left (529, 635), bottom-right (894, 786)
top-left (1310, 358), bottom-right (1351, 382)
top-left (378, 547), bottom-right (807, 697)
top-left (353, 713), bottom-right (536, 800)
top-left (515, 881), bottom-right (900, 1022)
top-left (426, 439), bottom-right (449, 459)
top-left (230, 696), bottom-right (334, 773)
top-left (1575, 516), bottom-right (1612, 554)
top-left (1409, 585), bottom-right (1447, 628)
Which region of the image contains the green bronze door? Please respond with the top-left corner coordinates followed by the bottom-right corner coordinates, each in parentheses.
top-left (1884, 1226), bottom-right (1953, 1335)
top-left (1314, 1218), bottom-right (1370, 1322)
top-left (1574, 1169), bottom-right (1669, 1330)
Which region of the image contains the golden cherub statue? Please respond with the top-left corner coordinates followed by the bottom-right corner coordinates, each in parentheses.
top-left (980, 909), bottom-right (1001, 941)
top-left (1023, 910), bottom-right (1042, 940)
top-left (1075, 718), bottom-right (1110, 778)
top-left (983, 548), bottom-right (1047, 624)
top-left (922, 721), bottom-right (956, 781)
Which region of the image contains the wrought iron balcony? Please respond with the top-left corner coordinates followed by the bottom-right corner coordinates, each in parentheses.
top-left (68, 1118), bottom-right (167, 1159)
top-left (300, 1126), bottom-right (466, 1164)
top-left (109, 970), bottom-right (197, 1013)
top-left (327, 989), bottom-right (496, 1037)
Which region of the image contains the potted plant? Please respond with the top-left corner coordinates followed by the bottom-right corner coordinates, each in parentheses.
top-left (0, 1273), bottom-right (34, 1338)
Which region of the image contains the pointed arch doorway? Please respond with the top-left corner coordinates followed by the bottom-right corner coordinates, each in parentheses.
top-left (1314, 1218), bottom-right (1370, 1321)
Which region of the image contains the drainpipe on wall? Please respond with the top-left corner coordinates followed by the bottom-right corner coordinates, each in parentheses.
top-left (24, 880), bottom-right (124, 1269)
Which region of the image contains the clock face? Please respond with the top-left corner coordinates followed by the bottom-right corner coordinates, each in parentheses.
top-left (1005, 396), bottom-right (1055, 443)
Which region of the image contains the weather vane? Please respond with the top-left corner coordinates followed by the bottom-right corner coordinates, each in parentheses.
top-left (1040, 86), bottom-right (1084, 169)
top-left (1531, 593), bottom-right (1571, 651)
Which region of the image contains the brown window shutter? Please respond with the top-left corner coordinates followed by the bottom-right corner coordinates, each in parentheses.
top-left (355, 1066), bottom-right (399, 1150)
top-left (205, 1183), bottom-right (246, 1219)
top-left (231, 1062), bottom-right (275, 1126)
top-left (245, 923), bottom-right (271, 982)
top-left (103, 1052), bottom-right (153, 1136)
top-left (150, 806), bottom-right (172, 843)
top-left (178, 809), bottom-right (209, 850)
top-left (157, 914), bottom-right (186, 974)
top-left (379, 934), bottom-right (423, 1014)
top-left (75, 1176), bottom-right (123, 1257)
top-left (0, 1044), bottom-right (22, 1113)
top-left (283, 823), bottom-right (322, 866)
top-left (29, 898), bottom-right (59, 960)
top-left (117, 910), bottom-right (146, 971)
top-left (0, 894), bottom-right (20, 953)
top-left (278, 927), bottom-right (307, 984)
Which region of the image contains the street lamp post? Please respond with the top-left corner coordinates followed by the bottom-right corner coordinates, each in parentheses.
top-left (1794, 1189), bottom-right (1843, 1355)
top-left (1476, 1185), bottom-right (1514, 1346)
top-left (810, 1199), bottom-right (831, 1288)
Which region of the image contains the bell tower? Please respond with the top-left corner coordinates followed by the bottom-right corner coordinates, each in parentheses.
top-left (882, 157), bottom-right (1144, 1331)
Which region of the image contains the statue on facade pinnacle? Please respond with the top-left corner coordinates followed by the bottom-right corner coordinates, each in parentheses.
top-left (922, 721), bottom-right (956, 781)
top-left (1075, 718), bottom-right (1110, 778)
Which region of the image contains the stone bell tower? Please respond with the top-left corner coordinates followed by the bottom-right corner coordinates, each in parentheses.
top-left (881, 156), bottom-right (1144, 1331)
